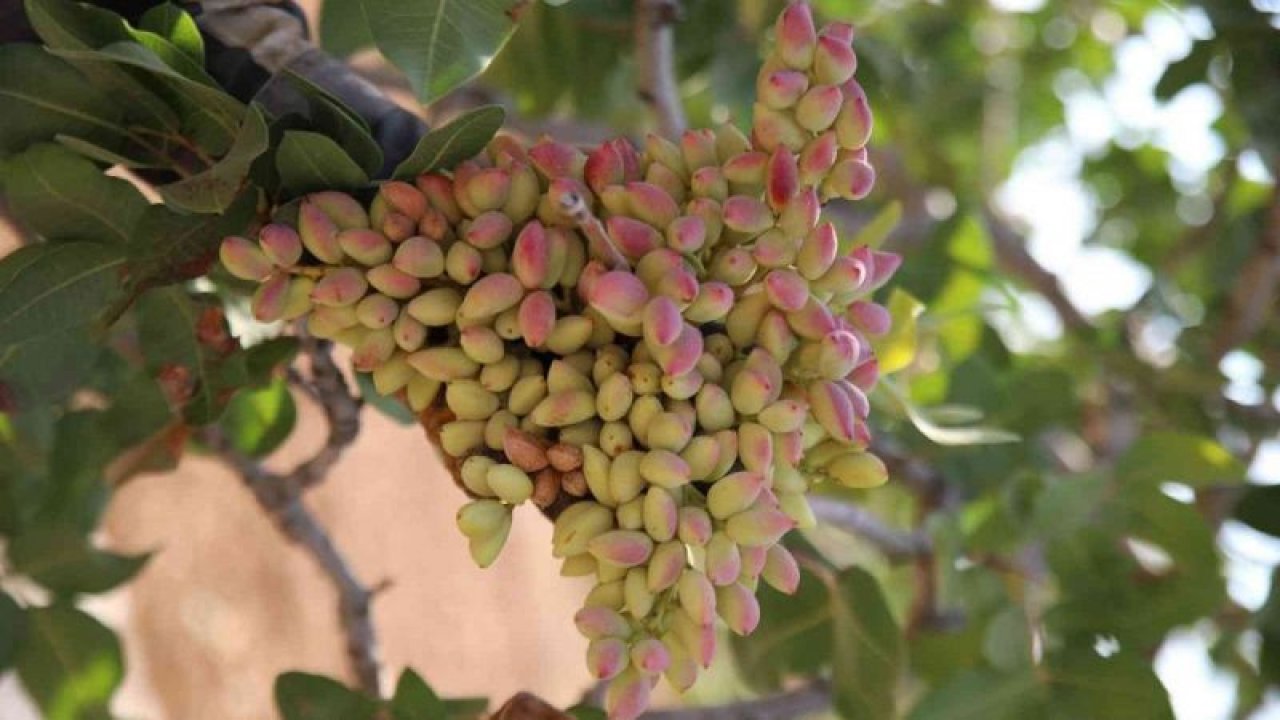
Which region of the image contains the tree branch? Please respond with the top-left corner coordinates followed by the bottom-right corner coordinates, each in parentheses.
top-left (1211, 186), bottom-right (1280, 361)
top-left (640, 679), bottom-right (831, 720)
top-left (634, 0), bottom-right (686, 138)
top-left (809, 496), bottom-right (931, 561)
top-left (982, 205), bottom-right (1092, 333)
top-left (202, 338), bottom-right (381, 698)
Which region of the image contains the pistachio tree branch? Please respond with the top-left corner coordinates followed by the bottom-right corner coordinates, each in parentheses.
top-left (1211, 186), bottom-right (1280, 361)
top-left (202, 337), bottom-right (380, 697)
top-left (809, 496), bottom-right (931, 560)
top-left (635, 0), bottom-right (687, 138)
top-left (639, 679), bottom-right (831, 720)
top-left (981, 205), bottom-right (1091, 333)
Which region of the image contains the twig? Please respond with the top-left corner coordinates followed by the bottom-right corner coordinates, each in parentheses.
top-left (809, 496), bottom-right (931, 561)
top-left (981, 205), bottom-right (1091, 333)
top-left (640, 679), bottom-right (831, 720)
top-left (634, 0), bottom-right (687, 138)
top-left (559, 191), bottom-right (630, 270)
top-left (202, 338), bottom-right (380, 697)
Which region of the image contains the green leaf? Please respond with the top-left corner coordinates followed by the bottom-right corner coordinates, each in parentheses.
top-left (845, 201), bottom-right (902, 251)
top-left (982, 605), bottom-right (1032, 671)
top-left (873, 288), bottom-right (924, 375)
top-left (220, 378), bottom-right (297, 458)
top-left (158, 105), bottom-right (269, 213)
top-left (356, 371), bottom-right (416, 425)
top-left (277, 130), bottom-right (370, 196)
top-left (55, 134), bottom-right (160, 169)
top-left (135, 288), bottom-right (248, 424)
top-left (1116, 431), bottom-right (1246, 488)
top-left (138, 3), bottom-right (204, 65)
top-left (0, 593), bottom-right (26, 672)
top-left (8, 525), bottom-right (149, 596)
top-left (442, 697), bottom-right (489, 718)
top-left (275, 672), bottom-right (380, 720)
top-left (732, 566), bottom-right (834, 688)
top-left (244, 337), bottom-right (301, 387)
top-left (127, 192), bottom-right (258, 293)
top-left (1047, 650), bottom-right (1174, 720)
top-left (0, 323), bottom-right (100, 409)
top-left (0, 44), bottom-right (127, 158)
top-left (283, 71), bottom-right (384, 177)
top-left (1234, 484), bottom-right (1280, 537)
top-left (391, 668), bottom-right (446, 720)
top-left (829, 567), bottom-right (903, 720)
top-left (358, 0), bottom-right (522, 104)
top-left (0, 242), bottom-right (126, 347)
top-left (319, 0), bottom-right (377, 57)
top-left (908, 669), bottom-right (1045, 720)
top-left (15, 604), bottom-right (123, 720)
top-left (393, 105), bottom-right (505, 179)
top-left (565, 706), bottom-right (607, 720)
top-left (0, 143), bottom-right (147, 244)
top-left (881, 379), bottom-right (1019, 446)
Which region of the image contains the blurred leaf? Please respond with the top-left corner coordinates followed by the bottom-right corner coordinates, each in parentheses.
top-left (732, 566), bottom-right (834, 688)
top-left (443, 697), bottom-right (489, 718)
top-left (1116, 431), bottom-right (1245, 488)
top-left (358, 0), bottom-right (522, 104)
top-left (275, 672), bottom-right (379, 720)
top-left (908, 668), bottom-right (1045, 720)
top-left (138, 3), bottom-right (204, 64)
top-left (54, 134), bottom-right (159, 169)
top-left (1154, 42), bottom-right (1214, 101)
top-left (391, 668), bottom-right (446, 720)
top-left (8, 525), bottom-right (148, 595)
top-left (883, 379), bottom-right (1019, 446)
top-left (982, 605), bottom-right (1032, 672)
top-left (1257, 568), bottom-right (1280, 685)
top-left (0, 324), bottom-right (100, 410)
top-left (0, 45), bottom-right (126, 159)
top-left (355, 371), bottom-right (415, 425)
top-left (0, 593), bottom-right (26, 672)
top-left (243, 337), bottom-right (301, 386)
top-left (220, 378), bottom-right (297, 458)
top-left (0, 143), bottom-right (147, 244)
top-left (158, 105), bottom-right (269, 213)
top-left (565, 706), bottom-right (607, 720)
top-left (277, 130), bottom-right (370, 195)
top-left (1047, 650), bottom-right (1174, 720)
top-left (829, 567), bottom-right (903, 720)
top-left (846, 201), bottom-right (902, 251)
top-left (127, 192), bottom-right (257, 293)
top-left (318, 0), bottom-right (376, 58)
top-left (15, 604), bottom-right (123, 720)
top-left (1235, 484), bottom-right (1280, 538)
top-left (0, 242), bottom-right (125, 347)
top-left (392, 106), bottom-right (506, 179)
top-left (874, 288), bottom-right (924, 374)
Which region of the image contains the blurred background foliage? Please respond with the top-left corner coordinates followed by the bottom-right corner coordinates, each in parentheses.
top-left (0, 0), bottom-right (1278, 718)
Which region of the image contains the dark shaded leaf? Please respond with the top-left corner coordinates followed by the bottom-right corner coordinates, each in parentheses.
top-left (0, 324), bottom-right (100, 409)
top-left (0, 242), bottom-right (126, 347)
top-left (15, 604), bottom-right (123, 720)
top-left (1235, 484), bottom-right (1280, 538)
top-left (275, 672), bottom-right (380, 720)
top-left (731, 566), bottom-right (833, 688)
top-left (1047, 650), bottom-right (1174, 720)
top-left (391, 668), bottom-right (446, 720)
top-left (393, 106), bottom-right (505, 179)
top-left (127, 192), bottom-right (258, 293)
top-left (276, 130), bottom-right (370, 195)
top-left (158, 105), bottom-right (269, 213)
top-left (830, 567), bottom-right (903, 720)
top-left (359, 0), bottom-right (522, 104)
top-left (8, 525), bottom-right (149, 595)
top-left (244, 337), bottom-right (301, 386)
top-left (0, 44), bottom-right (127, 158)
top-left (0, 143), bottom-right (147, 244)
top-left (908, 668), bottom-right (1045, 720)
top-left (0, 593), bottom-right (26, 672)
top-left (355, 371), bottom-right (415, 425)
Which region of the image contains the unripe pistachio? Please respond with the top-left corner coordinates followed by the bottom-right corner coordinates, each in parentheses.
top-left (406, 287), bottom-right (462, 326)
top-left (639, 449), bottom-right (691, 489)
top-left (738, 422), bottom-right (775, 473)
top-left (311, 267), bottom-right (368, 307)
top-left (561, 553), bottom-right (596, 577)
top-left (705, 533), bottom-right (743, 587)
top-left (726, 504), bottom-right (796, 547)
top-left (624, 567), bottom-right (656, 619)
top-left (711, 248), bottom-right (759, 289)
top-left (355, 293), bottom-right (399, 329)
top-left (487, 463), bottom-right (534, 504)
top-left (393, 236), bottom-right (445, 278)
top-left (600, 421), bottom-right (634, 457)
top-left (459, 455), bottom-right (497, 497)
top-left (799, 131), bottom-right (840, 186)
top-left (763, 269), bottom-right (810, 312)
top-left (688, 166), bottom-right (728, 202)
top-left (309, 304), bottom-right (359, 338)
top-left (650, 325), bottom-right (703, 377)
top-left (298, 200), bottom-right (345, 264)
top-left (251, 272), bottom-right (291, 322)
top-left (405, 375), bottom-right (441, 412)
top-left (722, 196), bottom-right (774, 236)
top-left (778, 187), bottom-right (820, 239)
top-left (716, 582), bottom-right (762, 635)
top-left (258, 224), bottom-right (303, 268)
top-left (676, 507), bottom-right (712, 548)
top-left (528, 138), bottom-right (586, 180)
top-left (458, 273), bottom-right (524, 322)
top-left (677, 570), bottom-right (717, 625)
top-left (439, 420), bottom-right (486, 457)
top-left (847, 300), bottom-right (891, 336)
top-left (348, 327), bottom-right (395, 366)
top-left (779, 491), bottom-right (817, 529)
top-left (582, 445), bottom-right (616, 507)
top-left (459, 326), bottom-right (505, 365)
top-left (752, 104), bottom-right (808, 153)
top-left (527, 389), bottom-right (594, 427)
top-left (808, 379), bottom-right (858, 444)
top-left (574, 606), bottom-right (630, 639)
top-left (646, 411), bottom-right (692, 452)
top-left (311, 189), bottom-right (368, 227)
top-left (507, 375), bottom-right (548, 416)
top-left (813, 33), bottom-right (857, 85)
top-left (595, 372), bottom-right (635, 423)
top-left (587, 637), bottom-right (628, 681)
top-left (683, 281), bottom-right (734, 324)
top-left (588, 530), bottom-right (654, 567)
top-left (631, 635), bottom-right (671, 675)
top-left (220, 235), bottom-right (274, 281)
top-left (628, 363), bottom-right (663, 396)
top-left (826, 450), bottom-right (888, 488)
top-left (707, 471), bottom-right (766, 520)
top-left (553, 501), bottom-right (616, 557)
top-left (545, 315), bottom-right (594, 355)
top-left (795, 84), bottom-right (844, 132)
top-left (722, 151), bottom-right (769, 195)
top-left (457, 499), bottom-right (510, 539)
top-left (823, 157), bottom-right (876, 201)
top-left (759, 398), bottom-right (809, 433)
top-left (338, 229), bottom-right (392, 266)
top-left (281, 276), bottom-right (315, 320)
top-left (502, 161), bottom-right (540, 222)
top-left (466, 514), bottom-right (512, 568)
top-left (445, 240), bottom-right (483, 285)
top-left (644, 133), bottom-right (688, 179)
top-left (642, 487), bottom-right (679, 542)
top-left (797, 222), bottom-right (838, 280)
top-left (758, 69), bottom-right (809, 110)
top-left (408, 347), bottom-right (479, 381)
top-left (604, 668), bottom-right (651, 720)
top-left (762, 544), bottom-right (802, 595)
top-left (775, 0), bottom-right (817, 69)
top-left (787, 297), bottom-right (839, 340)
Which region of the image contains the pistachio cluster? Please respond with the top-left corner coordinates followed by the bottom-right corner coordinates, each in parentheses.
top-left (219, 3), bottom-right (896, 717)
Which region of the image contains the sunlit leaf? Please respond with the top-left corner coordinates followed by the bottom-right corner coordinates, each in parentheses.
top-left (220, 378), bottom-right (297, 458)
top-left (15, 604), bottom-right (123, 720)
top-left (392, 106), bottom-right (505, 179)
top-left (873, 288), bottom-right (924, 375)
top-left (1117, 431), bottom-right (1246, 488)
